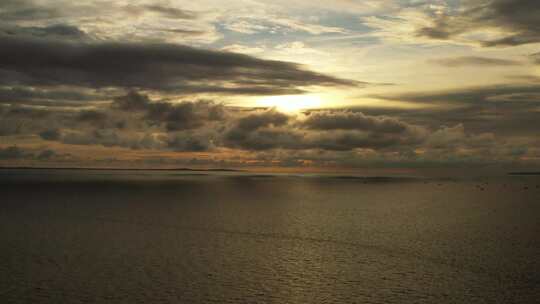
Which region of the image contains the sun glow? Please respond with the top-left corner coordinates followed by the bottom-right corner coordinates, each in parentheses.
top-left (256, 94), bottom-right (324, 112)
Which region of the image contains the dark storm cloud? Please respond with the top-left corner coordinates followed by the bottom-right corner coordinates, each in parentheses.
top-left (431, 56), bottom-right (521, 67)
top-left (417, 0), bottom-right (540, 47)
top-left (0, 34), bottom-right (357, 95)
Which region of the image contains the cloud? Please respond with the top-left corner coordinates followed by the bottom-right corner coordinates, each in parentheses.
top-left (416, 0), bottom-right (540, 47)
top-left (223, 127), bottom-right (425, 152)
top-left (77, 110), bottom-right (107, 123)
top-left (505, 75), bottom-right (540, 83)
top-left (24, 92), bottom-right (429, 153)
top-left (36, 149), bottom-right (56, 160)
top-left (376, 84), bottom-right (540, 105)
top-left (140, 5), bottom-right (197, 19)
top-left (425, 123), bottom-right (497, 150)
top-left (113, 91), bottom-right (226, 131)
top-left (425, 124), bottom-right (468, 149)
top-left (531, 52), bottom-right (540, 64)
top-left (57, 129), bottom-right (165, 150)
top-left (234, 110), bottom-right (289, 131)
top-left (372, 83), bottom-right (540, 136)
top-left (0, 146), bottom-right (27, 159)
top-left (0, 103), bottom-right (116, 137)
top-left (220, 44), bottom-right (266, 55)
top-left (363, 0), bottom-right (540, 48)
top-left (0, 34), bottom-right (356, 95)
top-left (146, 101), bottom-right (224, 131)
top-left (0, 106), bottom-right (58, 136)
top-left (222, 108), bottom-right (427, 152)
top-left (305, 130), bottom-right (419, 151)
top-left (147, 28), bottom-right (207, 37)
top-left (8, 90), bottom-right (527, 166)
top-left (223, 110), bottom-right (297, 150)
top-left (0, 145), bottom-right (57, 161)
top-left (2, 90), bottom-right (538, 167)
top-left (0, 0), bottom-right (220, 44)
top-left (0, 0), bottom-right (61, 21)
top-left (27, 92), bottom-right (225, 151)
top-left (301, 111), bottom-right (411, 133)
top-left (167, 133), bottom-right (215, 152)
top-left (112, 91), bottom-right (152, 111)
top-left (39, 129), bottom-right (61, 141)
top-left (431, 56), bottom-right (522, 67)
top-left (0, 24), bottom-right (90, 41)
top-left (222, 16), bottom-right (347, 35)
top-left (224, 127), bottom-right (304, 151)
top-left (0, 86), bottom-right (102, 106)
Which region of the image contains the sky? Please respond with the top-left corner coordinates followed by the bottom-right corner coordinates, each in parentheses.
top-left (0, 0), bottom-right (539, 172)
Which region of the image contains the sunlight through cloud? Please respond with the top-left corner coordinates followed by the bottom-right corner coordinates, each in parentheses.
top-left (256, 94), bottom-right (323, 112)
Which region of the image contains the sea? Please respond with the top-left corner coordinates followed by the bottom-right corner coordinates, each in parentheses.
top-left (1, 169), bottom-right (539, 303)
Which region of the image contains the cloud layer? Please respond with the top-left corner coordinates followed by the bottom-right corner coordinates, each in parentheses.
top-left (2, 91), bottom-right (536, 168)
top-left (0, 34), bottom-right (355, 96)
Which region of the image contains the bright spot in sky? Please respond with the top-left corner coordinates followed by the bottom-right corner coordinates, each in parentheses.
top-left (256, 94), bottom-right (323, 112)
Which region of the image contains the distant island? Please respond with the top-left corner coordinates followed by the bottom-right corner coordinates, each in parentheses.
top-left (0, 167), bottom-right (243, 172)
top-left (508, 172), bottom-right (540, 176)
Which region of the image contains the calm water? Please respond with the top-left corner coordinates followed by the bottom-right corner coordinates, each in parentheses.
top-left (1, 170), bottom-right (539, 303)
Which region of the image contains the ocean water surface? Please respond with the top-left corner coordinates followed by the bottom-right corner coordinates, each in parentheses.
top-left (1, 169), bottom-right (539, 303)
